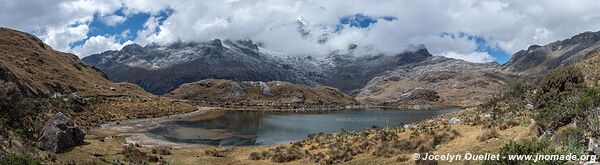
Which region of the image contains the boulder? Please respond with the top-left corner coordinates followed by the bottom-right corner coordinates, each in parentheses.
top-left (482, 112), bottom-right (493, 119)
top-left (449, 117), bottom-right (462, 125)
top-left (259, 82), bottom-right (273, 96)
top-left (412, 104), bottom-right (432, 110)
top-left (38, 112), bottom-right (85, 153)
top-left (525, 103), bottom-right (534, 110)
top-left (588, 138), bottom-right (600, 154)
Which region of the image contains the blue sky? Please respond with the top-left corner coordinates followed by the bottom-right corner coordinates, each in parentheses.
top-left (70, 8), bottom-right (172, 48)
top-left (439, 32), bottom-right (511, 64)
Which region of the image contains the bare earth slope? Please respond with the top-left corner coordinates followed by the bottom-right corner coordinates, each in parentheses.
top-left (0, 28), bottom-right (150, 97)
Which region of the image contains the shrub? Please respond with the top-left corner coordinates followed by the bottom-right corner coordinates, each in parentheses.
top-left (484, 139), bottom-right (565, 165)
top-left (586, 107), bottom-right (600, 137)
top-left (481, 80), bottom-right (533, 113)
top-left (499, 120), bottom-right (520, 130)
top-left (0, 154), bottom-right (41, 165)
top-left (309, 152), bottom-right (326, 163)
top-left (397, 155), bottom-right (410, 162)
top-left (477, 129), bottom-right (500, 142)
top-left (326, 146), bottom-right (353, 163)
top-left (248, 150), bottom-right (272, 160)
top-left (0, 80), bottom-right (22, 110)
top-left (393, 140), bottom-right (415, 151)
top-left (552, 126), bottom-right (585, 154)
top-left (534, 66), bottom-right (584, 107)
top-left (432, 130), bottom-right (460, 146)
top-left (0, 80), bottom-right (26, 125)
top-left (414, 153), bottom-right (438, 165)
top-left (416, 138), bottom-right (435, 153)
top-left (373, 142), bottom-right (395, 158)
top-left (577, 88), bottom-right (600, 136)
top-left (121, 146), bottom-right (152, 163)
top-left (151, 146), bottom-right (172, 155)
top-left (532, 67), bottom-right (596, 131)
top-left (270, 146), bottom-right (305, 163)
top-left (527, 122), bottom-right (544, 138)
top-left (205, 148), bottom-right (232, 157)
top-left (505, 80), bottom-right (533, 99)
top-left (450, 129), bottom-right (462, 137)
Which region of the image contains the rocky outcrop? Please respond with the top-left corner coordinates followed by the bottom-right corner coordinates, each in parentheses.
top-left (504, 31), bottom-right (600, 75)
top-left (259, 82), bottom-right (273, 96)
top-left (167, 79), bottom-right (356, 107)
top-left (356, 56), bottom-right (512, 108)
top-left (38, 113), bottom-right (85, 153)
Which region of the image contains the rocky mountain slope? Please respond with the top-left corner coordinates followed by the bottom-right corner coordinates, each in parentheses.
top-left (0, 28), bottom-right (149, 97)
top-left (167, 79), bottom-right (355, 107)
top-left (82, 41), bottom-right (433, 95)
top-left (82, 29), bottom-right (600, 108)
top-left (84, 42), bottom-right (510, 108)
top-left (356, 56), bottom-right (512, 108)
top-left (504, 31), bottom-right (600, 75)
top-left (83, 40), bottom-right (323, 95)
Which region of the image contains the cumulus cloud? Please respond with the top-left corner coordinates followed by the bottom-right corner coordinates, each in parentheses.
top-left (3, 0), bottom-right (600, 63)
top-left (71, 35), bottom-right (132, 56)
top-left (439, 51), bottom-right (496, 63)
top-left (100, 15), bottom-right (126, 26)
top-left (43, 23), bottom-right (89, 52)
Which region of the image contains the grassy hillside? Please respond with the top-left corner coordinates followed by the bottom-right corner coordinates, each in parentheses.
top-left (0, 28), bottom-right (150, 97)
top-left (167, 79), bottom-right (356, 109)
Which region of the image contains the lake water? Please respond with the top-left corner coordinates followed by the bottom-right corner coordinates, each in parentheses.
top-left (145, 108), bottom-right (458, 146)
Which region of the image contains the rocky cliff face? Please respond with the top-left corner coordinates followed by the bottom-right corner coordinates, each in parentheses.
top-left (504, 31), bottom-right (600, 75)
top-left (0, 28), bottom-right (149, 97)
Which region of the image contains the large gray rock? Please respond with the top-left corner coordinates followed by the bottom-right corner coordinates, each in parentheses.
top-left (37, 112), bottom-right (85, 153)
top-left (588, 138), bottom-right (600, 154)
top-left (259, 82), bottom-right (273, 96)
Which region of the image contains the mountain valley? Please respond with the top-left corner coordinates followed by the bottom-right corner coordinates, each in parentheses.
top-left (3, 27), bottom-right (600, 164)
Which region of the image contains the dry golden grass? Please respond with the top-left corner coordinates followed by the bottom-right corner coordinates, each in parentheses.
top-left (355, 72), bottom-right (508, 108)
top-left (0, 28), bottom-right (151, 97)
top-left (167, 79), bottom-right (355, 107)
top-left (71, 97), bottom-right (197, 127)
top-left (53, 108), bottom-right (532, 165)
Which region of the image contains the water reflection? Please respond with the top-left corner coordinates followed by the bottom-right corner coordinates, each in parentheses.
top-left (146, 108), bottom-right (458, 146)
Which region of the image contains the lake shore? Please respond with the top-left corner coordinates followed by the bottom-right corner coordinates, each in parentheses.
top-left (53, 106), bottom-right (534, 164)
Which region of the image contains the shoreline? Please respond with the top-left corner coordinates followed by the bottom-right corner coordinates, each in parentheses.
top-left (88, 106), bottom-right (466, 148)
top-left (90, 103), bottom-right (466, 132)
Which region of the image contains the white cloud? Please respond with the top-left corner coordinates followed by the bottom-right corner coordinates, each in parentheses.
top-left (100, 15), bottom-right (126, 26)
top-left (43, 23), bottom-right (89, 52)
top-left (70, 35), bottom-right (132, 56)
top-left (439, 51), bottom-right (496, 63)
top-left (3, 0), bottom-right (600, 62)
